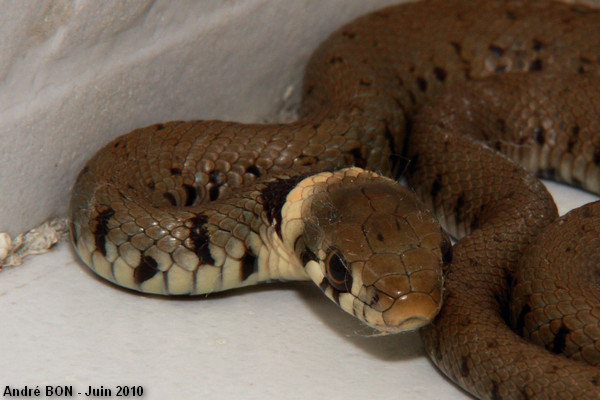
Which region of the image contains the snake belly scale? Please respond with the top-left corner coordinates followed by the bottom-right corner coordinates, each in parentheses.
top-left (70, 1), bottom-right (600, 399)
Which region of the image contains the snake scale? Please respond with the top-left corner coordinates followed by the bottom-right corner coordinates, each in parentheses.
top-left (70, 0), bottom-right (600, 399)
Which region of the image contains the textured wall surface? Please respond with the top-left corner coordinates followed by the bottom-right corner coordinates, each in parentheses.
top-left (0, 0), bottom-right (399, 236)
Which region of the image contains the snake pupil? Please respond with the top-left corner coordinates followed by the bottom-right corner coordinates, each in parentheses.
top-left (325, 247), bottom-right (352, 292)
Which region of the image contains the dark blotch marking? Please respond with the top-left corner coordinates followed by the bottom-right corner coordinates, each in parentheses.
top-left (147, 181), bottom-right (155, 190)
top-left (209, 170), bottom-right (225, 201)
top-left (505, 10), bottom-right (517, 20)
top-left (494, 291), bottom-right (510, 324)
top-left (134, 255), bottom-right (160, 284)
top-left (240, 251), bottom-right (257, 281)
top-left (562, 16), bottom-right (574, 24)
top-left (209, 186), bottom-right (220, 201)
top-left (183, 184), bottom-right (197, 207)
top-left (188, 215), bottom-right (215, 265)
top-left (155, 123), bottom-right (165, 130)
top-left (431, 174), bottom-right (442, 197)
top-left (460, 356), bottom-right (470, 377)
top-left (488, 44), bottom-right (504, 56)
top-left (505, 273), bottom-right (513, 293)
top-left (319, 278), bottom-right (329, 292)
top-left (416, 77), bottom-right (428, 92)
top-left (383, 123), bottom-right (401, 171)
top-left (163, 192), bottom-right (177, 206)
top-left (441, 237), bottom-right (452, 266)
top-left (594, 148), bottom-right (600, 166)
top-left (377, 233), bottom-right (384, 241)
top-left (549, 324), bottom-right (570, 354)
top-left (261, 174), bottom-right (309, 237)
top-left (520, 388), bottom-right (531, 400)
top-left (433, 67), bottom-right (447, 82)
top-left (405, 152), bottom-right (419, 177)
top-left (170, 168), bottom-right (181, 175)
top-left (370, 292), bottom-right (380, 306)
top-left (455, 194), bottom-right (465, 220)
top-left (359, 79), bottom-right (372, 87)
top-left (342, 31), bottom-right (356, 39)
top-left (246, 165), bottom-right (262, 177)
top-left (495, 65), bottom-right (507, 73)
top-left (470, 215), bottom-right (480, 230)
top-left (529, 58), bottom-right (543, 72)
top-left (582, 206), bottom-right (594, 219)
top-left (296, 154), bottom-right (318, 166)
top-left (329, 56), bottom-right (343, 64)
top-left (534, 126), bottom-right (544, 144)
top-left (331, 287), bottom-right (341, 304)
top-left (567, 125), bottom-right (580, 152)
top-left (515, 303), bottom-right (531, 336)
top-left (349, 147), bottom-right (366, 168)
top-left (491, 380), bottom-right (501, 400)
top-left (301, 248), bottom-right (318, 265)
top-left (540, 168), bottom-right (556, 179)
top-left (450, 41), bottom-right (462, 54)
top-left (578, 66), bottom-right (586, 74)
top-left (532, 39), bottom-right (544, 51)
top-left (94, 208), bottom-right (115, 256)
top-left (496, 118), bottom-right (506, 133)
top-left (209, 170), bottom-right (224, 184)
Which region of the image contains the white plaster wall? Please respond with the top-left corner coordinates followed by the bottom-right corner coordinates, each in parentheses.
top-left (0, 0), bottom-right (399, 236)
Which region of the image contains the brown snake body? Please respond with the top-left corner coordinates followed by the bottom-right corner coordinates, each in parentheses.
top-left (70, 1), bottom-right (600, 399)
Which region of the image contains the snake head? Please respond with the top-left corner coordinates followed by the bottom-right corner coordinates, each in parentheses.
top-left (284, 168), bottom-right (448, 334)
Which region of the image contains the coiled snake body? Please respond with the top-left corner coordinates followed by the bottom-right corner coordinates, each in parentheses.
top-left (70, 1), bottom-right (600, 399)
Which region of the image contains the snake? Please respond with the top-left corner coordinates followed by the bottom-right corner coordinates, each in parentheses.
top-left (69, 0), bottom-right (600, 398)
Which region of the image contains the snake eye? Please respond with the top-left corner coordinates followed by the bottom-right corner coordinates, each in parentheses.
top-left (325, 247), bottom-right (352, 292)
top-left (441, 236), bottom-right (452, 267)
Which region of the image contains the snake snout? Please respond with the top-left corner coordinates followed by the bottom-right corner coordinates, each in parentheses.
top-left (381, 292), bottom-right (442, 333)
top-left (365, 269), bottom-right (442, 333)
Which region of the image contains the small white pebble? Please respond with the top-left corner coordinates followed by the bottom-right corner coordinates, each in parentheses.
top-left (0, 232), bottom-right (13, 263)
